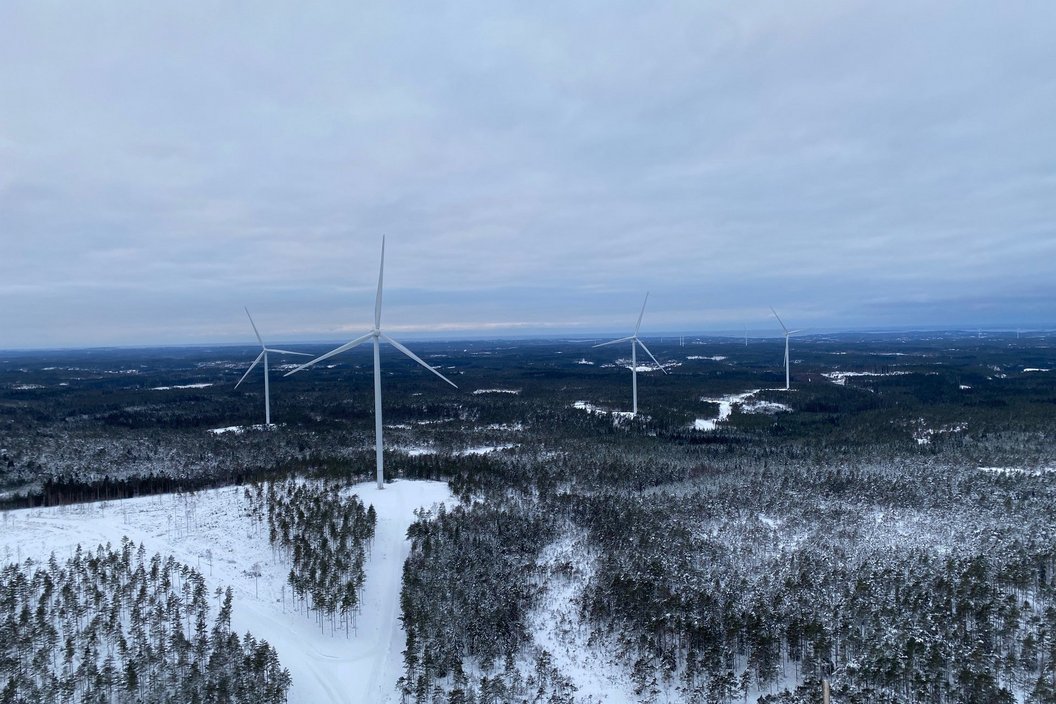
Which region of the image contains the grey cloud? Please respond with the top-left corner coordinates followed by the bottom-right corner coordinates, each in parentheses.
top-left (1, 1), bottom-right (1054, 346)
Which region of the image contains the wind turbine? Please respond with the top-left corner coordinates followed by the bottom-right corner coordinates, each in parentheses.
top-left (285, 237), bottom-right (457, 489)
top-left (235, 308), bottom-right (310, 425)
top-left (594, 293), bottom-right (668, 415)
top-left (770, 307), bottom-right (801, 391)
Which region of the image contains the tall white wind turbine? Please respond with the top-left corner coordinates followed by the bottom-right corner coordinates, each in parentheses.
top-left (770, 307), bottom-right (801, 391)
top-left (235, 308), bottom-right (311, 425)
top-left (594, 293), bottom-right (668, 415)
top-left (285, 237), bottom-right (457, 489)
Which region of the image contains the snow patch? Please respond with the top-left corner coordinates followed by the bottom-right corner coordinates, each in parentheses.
top-left (1023, 368), bottom-right (1051, 373)
top-left (207, 424), bottom-right (273, 435)
top-left (572, 401), bottom-right (638, 424)
top-left (823, 371), bottom-right (911, 385)
top-left (528, 534), bottom-right (639, 703)
top-left (456, 444), bottom-right (518, 456)
top-left (152, 383), bottom-right (214, 391)
top-left (911, 419), bottom-right (967, 445)
top-left (694, 390), bottom-right (790, 431)
top-left (472, 388), bottom-right (521, 395)
top-left (686, 355), bottom-right (726, 361)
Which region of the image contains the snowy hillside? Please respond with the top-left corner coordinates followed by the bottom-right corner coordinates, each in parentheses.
top-left (0, 479), bottom-right (454, 704)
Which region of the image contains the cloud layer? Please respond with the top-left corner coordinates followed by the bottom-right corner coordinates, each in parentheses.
top-left (1, 1), bottom-right (1054, 347)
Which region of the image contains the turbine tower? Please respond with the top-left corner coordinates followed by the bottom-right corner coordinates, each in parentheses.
top-left (594, 292), bottom-right (668, 415)
top-left (235, 308), bottom-right (310, 425)
top-left (770, 307), bottom-right (801, 391)
top-left (285, 237), bottom-right (457, 489)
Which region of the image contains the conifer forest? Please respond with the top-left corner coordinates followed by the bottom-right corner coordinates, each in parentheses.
top-left (1, 331), bottom-right (1054, 702)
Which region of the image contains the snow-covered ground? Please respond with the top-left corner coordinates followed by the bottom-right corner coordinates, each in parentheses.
top-left (822, 371), bottom-right (911, 385)
top-left (208, 424), bottom-right (273, 434)
top-left (694, 390), bottom-right (790, 431)
top-left (529, 534), bottom-right (639, 704)
top-left (572, 400), bottom-right (637, 422)
top-left (472, 388), bottom-right (521, 395)
top-left (0, 479), bottom-right (454, 704)
top-left (910, 419), bottom-right (967, 445)
top-left (151, 382), bottom-right (214, 390)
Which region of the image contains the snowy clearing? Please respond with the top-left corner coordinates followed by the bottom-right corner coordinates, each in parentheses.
top-left (822, 371), bottom-right (911, 385)
top-left (572, 401), bottom-right (637, 423)
top-left (528, 534), bottom-right (638, 704)
top-left (0, 479), bottom-right (454, 704)
top-left (472, 388), bottom-right (521, 395)
top-left (694, 390), bottom-right (790, 431)
top-left (1023, 368), bottom-right (1051, 373)
top-left (207, 424), bottom-right (273, 435)
top-left (151, 382), bottom-right (214, 390)
top-left (575, 358), bottom-right (595, 365)
top-left (686, 355), bottom-right (726, 361)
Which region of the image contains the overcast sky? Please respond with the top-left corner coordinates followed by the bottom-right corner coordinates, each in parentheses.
top-left (1, 1), bottom-right (1054, 348)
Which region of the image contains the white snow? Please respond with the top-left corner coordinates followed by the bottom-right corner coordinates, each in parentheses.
top-left (0, 480), bottom-right (454, 704)
top-left (207, 424), bottom-right (273, 435)
top-left (572, 401), bottom-right (637, 423)
top-left (1023, 368), bottom-right (1051, 373)
top-left (398, 446), bottom-right (435, 457)
top-left (980, 466), bottom-right (1056, 477)
top-left (528, 534), bottom-right (638, 704)
top-left (694, 390), bottom-right (790, 431)
top-left (911, 420), bottom-right (967, 445)
top-left (11, 383), bottom-right (43, 390)
top-left (959, 384), bottom-right (972, 390)
top-left (472, 388), bottom-right (522, 395)
top-left (151, 383), bottom-right (214, 391)
top-left (455, 443), bottom-right (518, 456)
top-left (822, 371), bottom-right (911, 385)
top-left (484, 422), bottom-right (525, 432)
top-left (575, 359), bottom-right (595, 365)
top-left (686, 355), bottom-right (726, 361)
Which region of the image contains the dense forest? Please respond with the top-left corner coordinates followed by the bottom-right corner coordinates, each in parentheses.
top-left (0, 538), bottom-right (290, 703)
top-left (1, 333), bottom-right (1054, 701)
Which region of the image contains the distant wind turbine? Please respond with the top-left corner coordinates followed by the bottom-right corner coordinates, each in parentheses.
top-left (770, 307), bottom-right (801, 391)
top-left (235, 308), bottom-right (311, 425)
top-left (285, 237), bottom-right (457, 489)
top-left (594, 293), bottom-right (668, 415)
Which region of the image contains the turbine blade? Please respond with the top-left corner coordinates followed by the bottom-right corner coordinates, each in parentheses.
top-left (634, 292), bottom-right (649, 335)
top-left (265, 348), bottom-right (312, 356)
top-left (283, 332), bottom-right (374, 376)
top-left (592, 335), bottom-right (635, 348)
top-left (381, 333), bottom-right (458, 388)
top-left (636, 339), bottom-right (668, 375)
top-left (375, 235), bottom-right (385, 330)
top-left (235, 351), bottom-right (264, 389)
top-left (245, 307), bottom-right (264, 348)
top-left (770, 306), bottom-right (788, 333)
